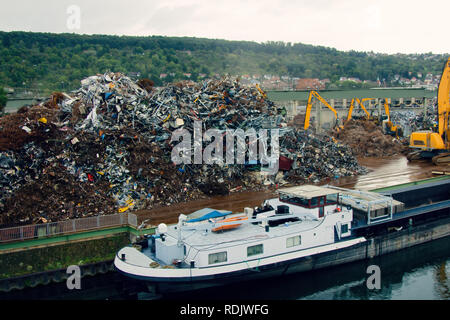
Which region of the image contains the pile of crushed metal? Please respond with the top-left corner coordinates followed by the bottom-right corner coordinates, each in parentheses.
top-left (0, 73), bottom-right (366, 227)
top-left (279, 129), bottom-right (366, 184)
top-left (390, 103), bottom-right (438, 136)
top-left (333, 119), bottom-right (407, 157)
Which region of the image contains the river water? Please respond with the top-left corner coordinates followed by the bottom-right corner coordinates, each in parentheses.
top-left (3, 231), bottom-right (449, 300)
top-left (164, 235), bottom-right (450, 300)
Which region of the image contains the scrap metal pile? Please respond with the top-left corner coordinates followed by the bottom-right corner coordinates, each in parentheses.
top-left (390, 103), bottom-right (438, 135)
top-left (333, 119), bottom-right (407, 157)
top-left (0, 73), bottom-right (366, 226)
top-left (279, 130), bottom-right (367, 184)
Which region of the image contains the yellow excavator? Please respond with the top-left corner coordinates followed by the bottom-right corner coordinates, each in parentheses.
top-left (344, 98), bottom-right (375, 123)
top-left (345, 97), bottom-right (403, 137)
top-left (304, 90), bottom-right (340, 131)
top-left (382, 99), bottom-right (403, 138)
top-left (407, 57), bottom-right (450, 164)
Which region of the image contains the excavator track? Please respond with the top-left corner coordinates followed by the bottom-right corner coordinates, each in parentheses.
top-left (407, 150), bottom-right (423, 161)
top-left (432, 153), bottom-right (450, 165)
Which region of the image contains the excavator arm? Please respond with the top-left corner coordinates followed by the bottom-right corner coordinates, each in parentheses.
top-left (437, 58), bottom-right (450, 143)
top-left (304, 90), bottom-right (340, 130)
top-left (345, 98), bottom-right (374, 123)
top-left (359, 98), bottom-right (373, 119)
top-left (382, 99), bottom-right (403, 138)
top-left (255, 83), bottom-right (267, 99)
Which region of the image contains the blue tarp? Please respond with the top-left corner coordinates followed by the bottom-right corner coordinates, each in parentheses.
top-left (186, 208), bottom-right (231, 223)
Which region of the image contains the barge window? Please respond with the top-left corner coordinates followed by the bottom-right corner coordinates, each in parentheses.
top-left (319, 207), bottom-right (324, 218)
top-left (295, 197), bottom-right (310, 207)
top-left (247, 244), bottom-right (264, 257)
top-left (208, 251), bottom-right (227, 265)
top-left (286, 235), bottom-right (301, 248)
top-left (326, 194), bottom-right (338, 204)
top-left (311, 196), bottom-right (326, 208)
top-left (341, 224), bottom-right (349, 234)
top-left (280, 194), bottom-right (309, 208)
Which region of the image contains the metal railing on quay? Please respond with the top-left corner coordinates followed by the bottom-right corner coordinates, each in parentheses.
top-left (0, 212), bottom-right (138, 243)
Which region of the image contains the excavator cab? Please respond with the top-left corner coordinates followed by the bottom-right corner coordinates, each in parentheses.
top-left (408, 57), bottom-right (450, 164)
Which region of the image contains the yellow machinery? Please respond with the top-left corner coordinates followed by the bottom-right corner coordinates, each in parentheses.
top-left (304, 90), bottom-right (340, 131)
top-left (408, 57), bottom-right (450, 164)
top-left (344, 97), bottom-right (403, 137)
top-left (345, 98), bottom-right (375, 123)
top-left (382, 99), bottom-right (403, 138)
top-left (255, 83), bottom-right (267, 99)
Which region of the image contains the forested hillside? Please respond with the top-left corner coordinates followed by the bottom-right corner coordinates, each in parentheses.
top-left (0, 31), bottom-right (447, 92)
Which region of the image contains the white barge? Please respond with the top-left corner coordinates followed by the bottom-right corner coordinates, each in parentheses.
top-left (114, 185), bottom-right (370, 293)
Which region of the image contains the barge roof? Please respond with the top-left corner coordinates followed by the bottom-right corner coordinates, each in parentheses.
top-left (278, 185), bottom-right (339, 199)
top-left (166, 213), bottom-right (322, 249)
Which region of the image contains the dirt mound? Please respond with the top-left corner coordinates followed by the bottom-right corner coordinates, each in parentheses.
top-left (0, 166), bottom-right (115, 226)
top-left (136, 78), bottom-right (155, 93)
top-left (334, 119), bottom-right (407, 157)
top-left (0, 106), bottom-right (60, 152)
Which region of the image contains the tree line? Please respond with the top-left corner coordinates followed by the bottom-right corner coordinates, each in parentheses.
top-left (0, 88), bottom-right (6, 113)
top-left (0, 31), bottom-right (447, 93)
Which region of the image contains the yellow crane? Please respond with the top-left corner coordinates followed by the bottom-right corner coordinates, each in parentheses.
top-left (407, 57), bottom-right (450, 164)
top-left (304, 90), bottom-right (340, 131)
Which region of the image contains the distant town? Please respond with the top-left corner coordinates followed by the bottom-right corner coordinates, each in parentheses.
top-left (235, 72), bottom-right (439, 91)
top-left (2, 70), bottom-right (441, 101)
top-left (157, 72), bottom-right (440, 92)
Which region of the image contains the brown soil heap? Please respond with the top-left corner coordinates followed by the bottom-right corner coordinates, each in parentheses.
top-left (333, 119), bottom-right (407, 157)
top-left (0, 106), bottom-right (60, 152)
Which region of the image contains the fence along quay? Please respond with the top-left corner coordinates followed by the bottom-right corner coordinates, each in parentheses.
top-left (0, 212), bottom-right (138, 243)
top-left (0, 212), bottom-right (146, 293)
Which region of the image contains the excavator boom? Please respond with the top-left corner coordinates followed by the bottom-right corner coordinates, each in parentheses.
top-left (382, 99), bottom-right (403, 138)
top-left (304, 91), bottom-right (339, 130)
top-left (345, 98), bottom-right (374, 123)
top-left (437, 58), bottom-right (450, 139)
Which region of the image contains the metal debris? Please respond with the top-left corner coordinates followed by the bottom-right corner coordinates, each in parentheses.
top-left (0, 73), bottom-right (368, 227)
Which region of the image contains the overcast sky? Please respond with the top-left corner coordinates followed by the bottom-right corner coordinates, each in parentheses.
top-left (1, 0), bottom-right (449, 54)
